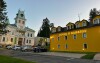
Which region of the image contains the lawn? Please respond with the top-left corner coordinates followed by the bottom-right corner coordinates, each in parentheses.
top-left (81, 53), bottom-right (96, 59)
top-left (0, 55), bottom-right (36, 63)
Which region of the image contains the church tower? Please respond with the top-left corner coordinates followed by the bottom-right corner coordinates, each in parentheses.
top-left (15, 9), bottom-right (26, 29)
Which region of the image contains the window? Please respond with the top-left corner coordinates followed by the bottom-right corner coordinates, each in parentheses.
top-left (21, 14), bottom-right (24, 17)
top-left (58, 27), bottom-right (61, 31)
top-left (22, 21), bottom-right (25, 24)
top-left (27, 40), bottom-right (28, 43)
top-left (57, 37), bottom-right (60, 41)
top-left (67, 26), bottom-right (70, 30)
top-left (58, 45), bottom-right (60, 48)
top-left (83, 43), bottom-right (87, 49)
top-left (65, 36), bottom-right (67, 40)
top-left (52, 38), bottom-right (54, 42)
top-left (65, 44), bottom-right (68, 49)
top-left (94, 19), bottom-right (98, 24)
top-left (83, 33), bottom-right (87, 38)
top-left (76, 24), bottom-right (80, 28)
top-left (29, 40), bottom-right (31, 43)
top-left (11, 38), bottom-right (13, 42)
top-left (73, 34), bottom-right (76, 39)
top-left (71, 25), bottom-right (73, 29)
top-left (31, 34), bottom-right (32, 37)
top-left (12, 31), bottom-right (14, 35)
top-left (2, 37), bottom-right (5, 42)
top-left (19, 20), bottom-right (21, 23)
top-left (27, 33), bottom-right (29, 37)
top-left (82, 22), bottom-right (86, 26)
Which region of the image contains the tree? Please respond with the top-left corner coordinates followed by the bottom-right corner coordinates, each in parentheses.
top-left (0, 0), bottom-right (8, 34)
top-left (37, 18), bottom-right (51, 38)
top-left (89, 8), bottom-right (97, 21)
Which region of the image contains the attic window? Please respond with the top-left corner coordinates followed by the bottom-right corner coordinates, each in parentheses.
top-left (21, 14), bottom-right (24, 17)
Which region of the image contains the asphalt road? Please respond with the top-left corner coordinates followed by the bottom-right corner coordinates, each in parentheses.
top-left (0, 49), bottom-right (100, 63)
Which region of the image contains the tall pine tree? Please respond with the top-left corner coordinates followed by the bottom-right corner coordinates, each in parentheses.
top-left (0, 0), bottom-right (8, 34)
top-left (37, 18), bottom-right (50, 38)
top-left (89, 8), bottom-right (97, 21)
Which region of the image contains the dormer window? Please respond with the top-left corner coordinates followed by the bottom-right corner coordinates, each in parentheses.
top-left (71, 25), bottom-right (73, 29)
top-left (52, 28), bottom-right (56, 33)
top-left (99, 19), bottom-right (100, 23)
top-left (82, 22), bottom-right (86, 26)
top-left (58, 26), bottom-right (61, 32)
top-left (67, 26), bottom-right (70, 30)
top-left (93, 19), bottom-right (99, 24)
top-left (76, 24), bottom-right (80, 28)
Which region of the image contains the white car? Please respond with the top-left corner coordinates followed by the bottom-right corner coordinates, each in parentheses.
top-left (12, 45), bottom-right (21, 50)
top-left (21, 45), bottom-right (33, 52)
top-left (6, 45), bottom-right (12, 49)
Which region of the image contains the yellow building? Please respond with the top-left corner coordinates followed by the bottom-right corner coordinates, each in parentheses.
top-left (50, 15), bottom-right (100, 52)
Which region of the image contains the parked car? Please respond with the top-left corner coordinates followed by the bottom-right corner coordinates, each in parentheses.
top-left (21, 45), bottom-right (33, 52)
top-left (33, 46), bottom-right (47, 52)
top-left (6, 45), bottom-right (12, 49)
top-left (12, 45), bottom-right (21, 50)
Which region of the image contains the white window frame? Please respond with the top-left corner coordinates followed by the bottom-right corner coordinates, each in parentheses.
top-left (82, 22), bottom-right (86, 26)
top-left (73, 34), bottom-right (77, 39)
top-left (82, 33), bottom-right (87, 38)
top-left (57, 37), bottom-right (60, 41)
top-left (65, 44), bottom-right (68, 49)
top-left (58, 44), bottom-right (60, 48)
top-left (64, 36), bottom-right (67, 40)
top-left (83, 43), bottom-right (88, 49)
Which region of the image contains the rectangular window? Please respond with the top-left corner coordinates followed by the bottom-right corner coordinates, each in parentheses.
top-left (58, 45), bottom-right (60, 48)
top-left (31, 34), bottom-right (32, 37)
top-left (11, 38), bottom-right (13, 42)
top-left (73, 34), bottom-right (76, 39)
top-left (82, 22), bottom-right (86, 26)
top-left (28, 33), bottom-right (29, 37)
top-left (99, 19), bottom-right (100, 24)
top-left (83, 33), bottom-right (87, 38)
top-left (2, 37), bottom-right (5, 42)
top-left (58, 37), bottom-right (60, 41)
top-left (22, 21), bottom-right (25, 24)
top-left (65, 36), bottom-right (67, 40)
top-left (29, 40), bottom-right (31, 43)
top-left (84, 44), bottom-right (87, 49)
top-left (52, 38), bottom-right (54, 42)
top-left (65, 44), bottom-right (68, 49)
top-left (19, 20), bottom-right (21, 23)
top-left (27, 40), bottom-right (28, 43)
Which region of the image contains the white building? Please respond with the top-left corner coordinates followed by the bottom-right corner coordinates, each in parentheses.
top-left (0, 10), bottom-right (35, 47)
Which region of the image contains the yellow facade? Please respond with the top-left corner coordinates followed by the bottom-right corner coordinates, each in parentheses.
top-left (50, 16), bottom-right (100, 52)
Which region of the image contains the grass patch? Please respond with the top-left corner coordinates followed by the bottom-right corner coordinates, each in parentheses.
top-left (81, 53), bottom-right (96, 59)
top-left (50, 50), bottom-right (97, 54)
top-left (0, 55), bottom-right (36, 63)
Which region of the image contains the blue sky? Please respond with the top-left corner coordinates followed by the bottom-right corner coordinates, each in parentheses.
top-left (5, 0), bottom-right (100, 36)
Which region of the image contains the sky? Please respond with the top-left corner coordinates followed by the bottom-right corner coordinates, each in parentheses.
top-left (5, 0), bottom-right (100, 36)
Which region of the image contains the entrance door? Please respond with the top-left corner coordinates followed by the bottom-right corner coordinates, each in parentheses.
top-left (18, 38), bottom-right (23, 46)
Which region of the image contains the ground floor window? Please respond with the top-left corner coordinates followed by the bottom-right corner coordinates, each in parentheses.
top-left (26, 40), bottom-right (28, 43)
top-left (58, 45), bottom-right (60, 48)
top-left (2, 37), bottom-right (5, 42)
top-left (83, 43), bottom-right (87, 49)
top-left (11, 38), bottom-right (13, 42)
top-left (65, 44), bottom-right (68, 49)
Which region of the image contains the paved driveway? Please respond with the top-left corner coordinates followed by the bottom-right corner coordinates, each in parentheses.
top-left (0, 49), bottom-right (100, 63)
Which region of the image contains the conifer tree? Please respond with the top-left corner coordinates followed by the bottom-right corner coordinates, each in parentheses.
top-left (0, 0), bottom-right (8, 34)
top-left (37, 18), bottom-right (50, 38)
